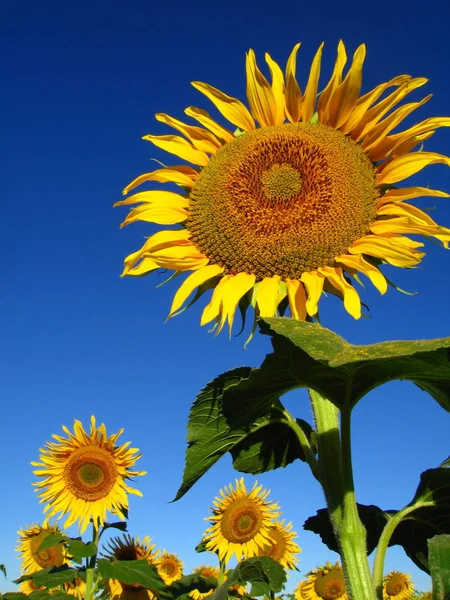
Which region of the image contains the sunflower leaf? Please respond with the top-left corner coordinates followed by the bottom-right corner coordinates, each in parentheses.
top-left (254, 318), bottom-right (450, 410)
top-left (159, 574), bottom-right (218, 600)
top-left (210, 557), bottom-right (286, 600)
top-left (66, 539), bottom-right (97, 559)
top-left (174, 367), bottom-right (312, 500)
top-left (34, 535), bottom-right (67, 553)
top-left (428, 535), bottom-right (450, 599)
top-left (32, 567), bottom-right (79, 587)
top-left (0, 565), bottom-right (6, 578)
top-left (101, 521), bottom-right (128, 533)
top-left (2, 595), bottom-right (29, 600)
top-left (97, 559), bottom-right (166, 590)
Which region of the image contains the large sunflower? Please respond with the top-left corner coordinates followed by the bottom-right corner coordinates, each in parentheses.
top-left (256, 519), bottom-right (301, 570)
top-left (155, 550), bottom-right (184, 585)
top-left (189, 565), bottom-right (220, 600)
top-left (383, 571), bottom-right (414, 600)
top-left (117, 41), bottom-right (450, 334)
top-left (16, 523), bottom-right (68, 574)
top-left (203, 478), bottom-right (281, 563)
top-left (103, 534), bottom-right (159, 600)
top-left (299, 563), bottom-right (348, 600)
top-left (32, 416), bottom-right (146, 533)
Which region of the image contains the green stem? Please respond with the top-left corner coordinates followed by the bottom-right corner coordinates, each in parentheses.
top-left (339, 406), bottom-right (376, 600)
top-left (218, 557), bottom-right (227, 586)
top-left (281, 408), bottom-right (319, 477)
top-left (85, 566), bottom-right (95, 600)
top-left (85, 523), bottom-right (100, 600)
top-left (372, 502), bottom-right (434, 599)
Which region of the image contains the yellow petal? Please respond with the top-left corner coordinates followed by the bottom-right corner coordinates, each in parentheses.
top-left (379, 186), bottom-right (450, 205)
top-left (169, 264), bottom-right (224, 316)
top-left (120, 203), bottom-right (188, 227)
top-left (143, 134), bottom-right (209, 166)
top-left (319, 267), bottom-right (361, 319)
top-left (114, 190), bottom-right (190, 208)
top-left (349, 235), bottom-right (424, 267)
top-left (185, 106), bottom-right (234, 142)
top-left (284, 42), bottom-right (302, 123)
top-left (265, 52), bottom-right (285, 125)
top-left (302, 43), bottom-right (324, 123)
top-left (377, 151), bottom-right (450, 185)
top-left (201, 275), bottom-right (233, 325)
top-left (300, 271), bottom-right (325, 316)
top-left (256, 276), bottom-right (281, 318)
top-left (286, 278), bottom-right (307, 320)
top-left (245, 49), bottom-right (277, 127)
top-left (122, 166), bottom-right (198, 195)
top-left (327, 43), bottom-right (366, 128)
top-left (152, 244), bottom-right (209, 271)
top-left (370, 130), bottom-right (435, 163)
top-left (122, 257), bottom-right (159, 277)
top-left (370, 217), bottom-right (450, 243)
top-left (389, 116), bottom-right (450, 142)
top-left (336, 254), bottom-right (387, 294)
top-left (219, 272), bottom-right (256, 335)
top-left (317, 40), bottom-right (347, 123)
top-left (192, 81), bottom-right (255, 132)
top-left (155, 113), bottom-right (222, 153)
top-left (390, 131), bottom-right (435, 158)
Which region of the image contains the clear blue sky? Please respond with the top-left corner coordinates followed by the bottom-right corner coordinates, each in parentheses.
top-left (2, 0), bottom-right (450, 593)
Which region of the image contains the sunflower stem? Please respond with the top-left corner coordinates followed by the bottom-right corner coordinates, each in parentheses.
top-left (85, 566), bottom-right (95, 600)
top-left (281, 408), bottom-right (319, 478)
top-left (218, 557), bottom-right (227, 586)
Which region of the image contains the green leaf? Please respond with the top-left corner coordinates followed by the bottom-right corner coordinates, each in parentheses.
top-left (33, 567), bottom-right (79, 588)
top-left (210, 557), bottom-right (286, 600)
top-left (194, 539), bottom-right (208, 553)
top-left (427, 535), bottom-right (450, 599)
top-left (66, 539), bottom-right (97, 559)
top-left (29, 592), bottom-right (57, 600)
top-left (174, 368), bottom-right (313, 500)
top-left (97, 559), bottom-right (166, 590)
top-left (3, 594), bottom-right (29, 600)
top-left (102, 522), bottom-right (128, 533)
top-left (35, 535), bottom-right (66, 553)
top-left (0, 565), bottom-right (6, 578)
top-left (256, 318), bottom-right (450, 410)
top-left (159, 574), bottom-right (218, 600)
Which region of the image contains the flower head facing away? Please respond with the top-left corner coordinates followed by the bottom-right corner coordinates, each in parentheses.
top-left (16, 523), bottom-right (68, 573)
top-left (32, 417), bottom-right (146, 533)
top-left (117, 41), bottom-right (450, 335)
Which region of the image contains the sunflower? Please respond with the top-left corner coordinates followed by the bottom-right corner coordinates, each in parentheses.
top-left (299, 563), bottom-right (348, 600)
top-left (256, 519), bottom-right (301, 570)
top-left (203, 478), bottom-right (281, 563)
top-left (116, 41), bottom-right (450, 335)
top-left (18, 579), bottom-right (45, 595)
top-left (32, 416), bottom-right (146, 533)
top-left (62, 577), bottom-right (87, 599)
top-left (155, 550), bottom-right (184, 585)
top-left (383, 571), bottom-right (414, 600)
top-left (16, 523), bottom-right (68, 573)
top-left (103, 534), bottom-right (159, 600)
top-left (189, 565), bottom-right (220, 600)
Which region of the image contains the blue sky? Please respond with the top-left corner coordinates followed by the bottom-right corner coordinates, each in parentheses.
top-left (2, 0), bottom-right (450, 593)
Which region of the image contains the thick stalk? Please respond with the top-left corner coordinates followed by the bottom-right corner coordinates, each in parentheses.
top-left (85, 566), bottom-right (95, 600)
top-left (85, 523), bottom-right (100, 600)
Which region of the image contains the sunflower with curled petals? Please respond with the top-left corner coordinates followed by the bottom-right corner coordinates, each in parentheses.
top-left (383, 571), bottom-right (414, 600)
top-left (16, 523), bottom-right (68, 574)
top-left (155, 550), bottom-right (184, 585)
top-left (32, 416), bottom-right (146, 534)
top-left (203, 478), bottom-right (281, 563)
top-left (103, 534), bottom-right (159, 600)
top-left (188, 565), bottom-right (220, 600)
top-left (18, 580), bottom-right (46, 595)
top-left (299, 562), bottom-right (348, 600)
top-left (117, 41), bottom-right (450, 335)
top-left (256, 519), bottom-right (301, 570)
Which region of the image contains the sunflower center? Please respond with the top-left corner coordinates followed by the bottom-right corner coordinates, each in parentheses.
top-left (220, 498), bottom-right (263, 543)
top-left (386, 576), bottom-right (406, 596)
top-left (188, 123), bottom-right (379, 279)
top-left (30, 531), bottom-right (65, 569)
top-left (64, 445), bottom-right (117, 501)
top-left (163, 561), bottom-right (175, 575)
top-left (315, 570), bottom-right (346, 600)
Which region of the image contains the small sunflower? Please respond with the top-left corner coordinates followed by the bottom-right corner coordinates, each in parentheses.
top-left (103, 534), bottom-right (159, 600)
top-left (256, 519), bottom-right (301, 570)
top-left (383, 572), bottom-right (414, 600)
top-left (300, 562), bottom-right (348, 600)
top-left (203, 478), bottom-right (281, 563)
top-left (189, 565), bottom-right (220, 600)
top-left (62, 577), bottom-right (86, 599)
top-left (32, 416), bottom-right (146, 533)
top-left (117, 41), bottom-right (450, 335)
top-left (155, 550), bottom-right (184, 585)
top-left (16, 523), bottom-right (68, 573)
top-left (18, 579), bottom-right (45, 595)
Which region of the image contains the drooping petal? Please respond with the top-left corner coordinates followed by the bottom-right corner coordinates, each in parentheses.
top-left (284, 43), bottom-right (302, 123)
top-left (219, 272), bottom-right (256, 335)
top-left (286, 278), bottom-right (307, 320)
top-left (200, 275), bottom-right (233, 326)
top-left (377, 151), bottom-right (450, 185)
top-left (143, 134), bottom-right (210, 166)
top-left (155, 113), bottom-right (222, 153)
top-left (301, 43), bottom-right (324, 123)
top-left (336, 254), bottom-right (387, 294)
top-left (122, 166), bottom-right (198, 195)
top-left (151, 244), bottom-right (209, 271)
top-left (349, 235), bottom-right (425, 267)
top-left (317, 40), bottom-right (347, 123)
top-left (191, 81), bottom-right (255, 132)
top-left (185, 106), bottom-right (234, 142)
top-left (319, 267), bottom-right (361, 319)
top-left (169, 264), bottom-right (224, 316)
top-left (122, 257), bottom-right (160, 277)
top-left (300, 271), bottom-right (325, 316)
top-left (256, 276), bottom-right (281, 317)
top-left (327, 43), bottom-right (366, 128)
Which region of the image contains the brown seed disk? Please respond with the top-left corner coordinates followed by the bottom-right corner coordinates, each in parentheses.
top-left (187, 123), bottom-right (379, 280)
top-left (64, 446), bottom-right (117, 501)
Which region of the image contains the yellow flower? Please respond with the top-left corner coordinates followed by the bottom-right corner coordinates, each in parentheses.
top-left (383, 571), bottom-right (414, 600)
top-left (117, 41), bottom-right (450, 334)
top-left (256, 519), bottom-right (301, 569)
top-left (298, 562), bottom-right (348, 600)
top-left (16, 523), bottom-right (68, 574)
top-left (18, 579), bottom-right (45, 595)
top-left (203, 478), bottom-right (281, 563)
top-left (103, 534), bottom-right (159, 600)
top-left (189, 565), bottom-right (220, 600)
top-left (32, 416), bottom-right (146, 533)
top-left (62, 577), bottom-right (86, 599)
top-left (155, 550), bottom-right (184, 585)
